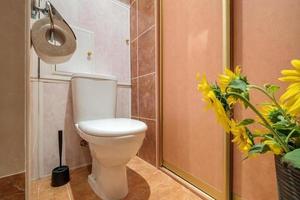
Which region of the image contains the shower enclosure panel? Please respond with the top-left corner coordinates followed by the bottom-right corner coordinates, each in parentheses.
top-left (161, 0), bottom-right (230, 199)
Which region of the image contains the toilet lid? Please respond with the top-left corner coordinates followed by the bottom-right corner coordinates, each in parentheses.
top-left (78, 118), bottom-right (147, 137)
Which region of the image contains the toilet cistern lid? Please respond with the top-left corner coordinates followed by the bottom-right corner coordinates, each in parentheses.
top-left (78, 118), bottom-right (147, 137)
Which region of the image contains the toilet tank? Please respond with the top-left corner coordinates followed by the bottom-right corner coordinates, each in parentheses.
top-left (71, 73), bottom-right (117, 124)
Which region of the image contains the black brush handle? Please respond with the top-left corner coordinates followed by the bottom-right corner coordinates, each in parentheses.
top-left (58, 130), bottom-right (63, 167)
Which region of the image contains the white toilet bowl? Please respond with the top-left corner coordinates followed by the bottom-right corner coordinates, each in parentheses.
top-left (75, 118), bottom-right (146, 200)
top-left (71, 73), bottom-right (147, 200)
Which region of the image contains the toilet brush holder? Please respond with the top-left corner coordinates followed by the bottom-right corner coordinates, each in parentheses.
top-left (51, 130), bottom-right (70, 187)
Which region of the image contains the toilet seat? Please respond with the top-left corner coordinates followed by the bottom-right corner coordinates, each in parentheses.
top-left (78, 118), bottom-right (147, 137)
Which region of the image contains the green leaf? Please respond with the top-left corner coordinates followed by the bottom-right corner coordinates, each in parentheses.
top-left (239, 119), bottom-right (255, 126)
top-left (264, 84), bottom-right (280, 95)
top-left (248, 144), bottom-right (270, 156)
top-left (229, 79), bottom-right (248, 92)
top-left (282, 149), bottom-right (300, 169)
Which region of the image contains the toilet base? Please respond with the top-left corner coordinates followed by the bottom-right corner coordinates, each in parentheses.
top-left (88, 174), bottom-right (110, 200)
top-left (88, 163), bottom-right (128, 200)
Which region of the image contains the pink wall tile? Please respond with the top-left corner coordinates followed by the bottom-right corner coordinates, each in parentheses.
top-left (138, 74), bottom-right (156, 119)
top-left (138, 119), bottom-right (157, 166)
top-left (131, 79), bottom-right (138, 117)
top-left (130, 1), bottom-right (137, 40)
top-left (130, 0), bottom-right (157, 166)
top-left (138, 0), bottom-right (155, 34)
top-left (131, 40), bottom-right (138, 78)
top-left (138, 27), bottom-right (156, 76)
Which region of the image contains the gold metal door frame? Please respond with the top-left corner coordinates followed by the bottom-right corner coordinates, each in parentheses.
top-left (158, 1), bottom-right (232, 199)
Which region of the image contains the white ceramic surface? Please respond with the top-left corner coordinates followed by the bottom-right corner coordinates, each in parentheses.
top-left (71, 74), bottom-right (146, 200)
top-left (71, 74), bottom-right (117, 124)
top-left (78, 118), bottom-right (147, 137)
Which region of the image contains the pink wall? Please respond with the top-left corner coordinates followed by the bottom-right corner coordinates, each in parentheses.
top-left (233, 1), bottom-right (300, 200)
top-left (159, 1), bottom-right (300, 200)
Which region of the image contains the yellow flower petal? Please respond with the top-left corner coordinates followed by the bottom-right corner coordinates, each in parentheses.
top-left (278, 76), bottom-right (300, 82)
top-left (258, 104), bottom-right (276, 123)
top-left (218, 66), bottom-right (242, 92)
top-left (280, 83), bottom-right (300, 103)
top-left (291, 59), bottom-right (300, 71)
top-left (234, 66), bottom-right (242, 75)
top-left (287, 96), bottom-right (300, 114)
top-left (281, 69), bottom-right (300, 76)
top-left (197, 74), bottom-right (231, 132)
top-left (230, 120), bottom-right (253, 153)
top-left (263, 140), bottom-right (283, 155)
top-left (279, 59), bottom-right (300, 116)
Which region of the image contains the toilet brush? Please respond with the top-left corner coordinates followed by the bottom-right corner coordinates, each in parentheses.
top-left (51, 130), bottom-right (70, 187)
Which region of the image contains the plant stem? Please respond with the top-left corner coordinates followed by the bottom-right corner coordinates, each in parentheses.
top-left (227, 92), bottom-right (290, 152)
top-left (249, 85), bottom-right (290, 119)
top-left (285, 129), bottom-right (296, 143)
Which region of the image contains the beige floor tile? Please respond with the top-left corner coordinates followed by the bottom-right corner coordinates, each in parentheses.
top-left (32, 156), bottom-right (204, 200)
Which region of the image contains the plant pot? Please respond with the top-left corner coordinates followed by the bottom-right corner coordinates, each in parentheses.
top-left (275, 156), bottom-right (300, 200)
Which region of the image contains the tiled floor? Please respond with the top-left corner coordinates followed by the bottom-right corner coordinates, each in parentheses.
top-left (0, 173), bottom-right (25, 200)
top-left (31, 157), bottom-right (203, 200)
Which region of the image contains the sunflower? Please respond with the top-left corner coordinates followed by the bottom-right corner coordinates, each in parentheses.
top-left (197, 75), bottom-right (231, 132)
top-left (279, 59), bottom-right (300, 115)
top-left (259, 104), bottom-right (277, 123)
top-left (230, 119), bottom-right (253, 152)
top-left (218, 66), bottom-right (246, 106)
top-left (263, 140), bottom-right (283, 155)
top-left (218, 66), bottom-right (242, 92)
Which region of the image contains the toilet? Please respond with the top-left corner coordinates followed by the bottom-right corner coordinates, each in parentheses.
top-left (71, 73), bottom-right (147, 200)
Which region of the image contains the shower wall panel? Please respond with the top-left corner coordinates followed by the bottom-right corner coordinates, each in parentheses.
top-left (162, 0), bottom-right (225, 198)
top-left (233, 1), bottom-right (300, 200)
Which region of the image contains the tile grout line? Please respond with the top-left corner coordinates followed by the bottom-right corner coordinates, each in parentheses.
top-left (137, 24), bottom-right (156, 39)
top-left (132, 71), bottom-right (156, 80)
top-left (131, 17), bottom-right (155, 43)
top-left (131, 37), bottom-right (138, 43)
